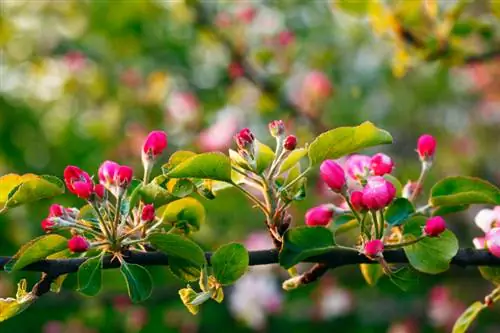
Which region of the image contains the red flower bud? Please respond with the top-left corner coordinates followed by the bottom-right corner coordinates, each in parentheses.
top-left (116, 165), bottom-right (133, 188)
top-left (64, 166), bottom-right (94, 197)
top-left (94, 184), bottom-right (106, 199)
top-left (41, 218), bottom-right (55, 232)
top-left (141, 204), bottom-right (155, 222)
top-left (283, 135), bottom-right (297, 151)
top-left (142, 130), bottom-right (168, 159)
top-left (362, 176), bottom-right (396, 210)
top-left (363, 239), bottom-right (384, 259)
top-left (268, 120), bottom-right (285, 137)
top-left (68, 235), bottom-right (89, 253)
top-left (98, 160), bottom-right (120, 185)
top-left (423, 216), bottom-right (447, 237)
top-left (72, 181), bottom-right (94, 199)
top-left (49, 204), bottom-right (64, 217)
top-left (305, 205), bottom-right (334, 226)
top-left (320, 160), bottom-right (346, 193)
top-left (350, 191), bottom-right (367, 212)
top-left (370, 153), bottom-right (394, 176)
top-left (234, 128), bottom-right (255, 151)
top-left (417, 134), bottom-right (436, 160)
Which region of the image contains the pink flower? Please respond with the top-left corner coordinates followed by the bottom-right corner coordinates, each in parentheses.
top-left (142, 130), bottom-right (168, 159)
top-left (141, 204), bottom-right (155, 222)
top-left (320, 160), bottom-right (346, 193)
top-left (423, 216), bottom-right (447, 237)
top-left (302, 71), bottom-right (333, 100)
top-left (116, 165), bottom-right (133, 188)
top-left (98, 160), bottom-right (120, 186)
top-left (64, 166), bottom-right (94, 197)
top-left (41, 218), bottom-right (55, 232)
top-left (49, 204), bottom-right (64, 218)
top-left (166, 92), bottom-right (199, 124)
top-left (345, 154), bottom-right (371, 181)
top-left (305, 205), bottom-right (334, 226)
top-left (268, 120), bottom-right (285, 137)
top-left (283, 135), bottom-right (297, 151)
top-left (63, 51), bottom-right (86, 72)
top-left (68, 235), bottom-right (89, 253)
top-left (234, 128), bottom-right (255, 151)
top-left (362, 176), bottom-right (396, 210)
top-left (277, 30), bottom-right (295, 46)
top-left (363, 240), bottom-right (384, 259)
top-left (473, 237), bottom-right (486, 249)
top-left (417, 134), bottom-right (436, 160)
top-left (474, 207), bottom-right (500, 233)
top-left (236, 6), bottom-right (257, 23)
top-left (94, 184), bottom-right (105, 199)
top-left (349, 191), bottom-right (366, 212)
top-left (198, 112), bottom-right (239, 152)
top-left (486, 228), bottom-right (500, 258)
top-left (370, 153), bottom-right (394, 176)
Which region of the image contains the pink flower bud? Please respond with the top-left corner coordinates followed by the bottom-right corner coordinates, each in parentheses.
top-left (283, 135), bottom-right (297, 151)
top-left (350, 191), bottom-right (367, 212)
top-left (473, 237), bottom-right (486, 249)
top-left (68, 235), bottom-right (89, 253)
top-left (64, 166), bottom-right (94, 197)
top-left (142, 130), bottom-right (168, 159)
top-left (363, 239), bottom-right (384, 259)
top-left (268, 120), bottom-right (285, 137)
top-left (49, 204), bottom-right (64, 217)
top-left (345, 154), bottom-right (371, 181)
top-left (277, 30), bottom-right (295, 46)
top-left (320, 160), bottom-right (346, 193)
top-left (116, 165), bottom-right (133, 188)
top-left (94, 184), bottom-right (106, 199)
top-left (362, 176), bottom-right (396, 210)
top-left (41, 218), bottom-right (55, 232)
top-left (234, 128), bottom-right (255, 151)
top-left (305, 205), bottom-right (334, 226)
top-left (228, 62), bottom-right (245, 79)
top-left (98, 160), bottom-right (120, 185)
top-left (303, 71), bottom-right (333, 100)
top-left (423, 216), bottom-right (447, 237)
top-left (370, 153), bottom-right (394, 176)
top-left (417, 134), bottom-right (436, 160)
top-left (72, 181), bottom-right (94, 199)
top-left (236, 6), bottom-right (257, 23)
top-left (486, 228), bottom-right (500, 258)
top-left (141, 204), bottom-right (155, 222)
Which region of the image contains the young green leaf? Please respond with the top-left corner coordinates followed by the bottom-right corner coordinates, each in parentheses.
top-left (6, 235), bottom-right (68, 272)
top-left (167, 152), bottom-right (233, 183)
top-left (168, 256), bottom-right (201, 282)
top-left (279, 148), bottom-right (308, 174)
top-left (160, 197), bottom-right (206, 233)
top-left (77, 255), bottom-right (103, 296)
top-left (120, 263), bottom-right (153, 303)
top-left (360, 264), bottom-right (384, 286)
top-left (452, 301), bottom-right (486, 333)
top-left (148, 233), bottom-right (206, 267)
top-left (403, 217), bottom-right (458, 274)
top-left (211, 243), bottom-right (249, 285)
top-left (430, 176), bottom-right (500, 207)
top-left (162, 150), bottom-right (197, 173)
top-left (279, 226), bottom-right (336, 269)
top-left (308, 122), bottom-right (392, 166)
top-left (255, 140), bottom-right (275, 174)
top-left (385, 198), bottom-right (415, 226)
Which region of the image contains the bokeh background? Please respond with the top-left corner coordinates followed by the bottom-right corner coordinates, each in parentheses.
top-left (1, 0), bottom-right (500, 332)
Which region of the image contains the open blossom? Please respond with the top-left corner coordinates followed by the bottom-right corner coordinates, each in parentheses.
top-left (370, 153), bottom-right (394, 176)
top-left (64, 166), bottom-right (93, 197)
top-left (305, 205), bottom-right (334, 226)
top-left (473, 237), bottom-right (486, 249)
top-left (474, 207), bottom-right (500, 233)
top-left (361, 176), bottom-right (396, 210)
top-left (423, 216), bottom-right (447, 237)
top-left (417, 134), bottom-right (437, 160)
top-left (363, 240), bottom-right (384, 259)
top-left (72, 181), bottom-right (94, 199)
top-left (486, 228), bottom-right (500, 258)
top-left (345, 154), bottom-right (371, 181)
top-left (320, 160), bottom-right (346, 193)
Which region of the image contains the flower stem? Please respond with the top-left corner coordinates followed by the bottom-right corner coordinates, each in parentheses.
top-left (90, 202), bottom-right (113, 241)
top-left (385, 235), bottom-right (427, 249)
top-left (371, 210), bottom-right (380, 239)
top-left (341, 193), bottom-right (361, 222)
top-left (233, 183), bottom-right (270, 215)
top-left (280, 167), bottom-right (311, 193)
top-left (409, 163), bottom-right (430, 202)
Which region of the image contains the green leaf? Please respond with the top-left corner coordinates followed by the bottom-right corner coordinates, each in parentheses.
top-left (160, 197), bottom-right (206, 233)
top-left (388, 266), bottom-right (419, 291)
top-left (333, 0), bottom-right (370, 17)
top-left (6, 234), bottom-right (68, 272)
top-left (452, 301), bottom-right (486, 333)
top-left (478, 266), bottom-right (500, 285)
top-left (77, 255), bottom-right (103, 296)
top-left (0, 174), bottom-right (64, 211)
top-left (162, 151), bottom-right (197, 173)
top-left (432, 204), bottom-right (469, 216)
top-left (148, 233), bottom-right (206, 267)
top-left (279, 148), bottom-right (308, 174)
top-left (385, 198), bottom-right (415, 226)
top-left (279, 226), bottom-right (335, 269)
top-left (179, 286), bottom-right (200, 315)
top-left (167, 152), bottom-right (232, 183)
top-left (0, 280), bottom-right (37, 322)
top-left (50, 275), bottom-right (67, 293)
top-left (403, 217), bottom-right (458, 274)
top-left (211, 243), bottom-right (249, 285)
top-left (384, 174), bottom-right (402, 197)
top-left (137, 182), bottom-right (178, 207)
top-left (168, 256), bottom-right (201, 282)
top-left (255, 140), bottom-right (275, 174)
top-left (333, 214), bottom-right (357, 235)
top-left (120, 263), bottom-right (153, 303)
top-left (430, 176), bottom-right (500, 207)
top-left (360, 264), bottom-right (383, 286)
top-left (167, 178), bottom-right (195, 198)
top-left (307, 122), bottom-right (392, 166)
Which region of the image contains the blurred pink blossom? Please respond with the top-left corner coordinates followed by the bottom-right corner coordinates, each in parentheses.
top-left (427, 286), bottom-right (466, 330)
top-left (166, 92), bottom-right (199, 125)
top-left (198, 110), bottom-right (240, 152)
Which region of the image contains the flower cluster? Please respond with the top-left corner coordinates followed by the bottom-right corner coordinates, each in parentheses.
top-left (42, 131), bottom-right (167, 254)
top-left (473, 207), bottom-right (500, 257)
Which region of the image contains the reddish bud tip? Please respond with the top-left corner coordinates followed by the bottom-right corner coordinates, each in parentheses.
top-left (350, 191), bottom-right (367, 212)
top-left (49, 204), bottom-right (64, 218)
top-left (363, 240), bottom-right (384, 259)
top-left (370, 153), bottom-right (394, 176)
top-left (320, 160), bottom-right (346, 193)
top-left (423, 216), bottom-right (447, 237)
top-left (94, 184), bottom-right (106, 199)
top-left (234, 128), bottom-right (255, 150)
top-left (141, 204), bottom-right (155, 222)
top-left (41, 218), bottom-right (55, 232)
top-left (142, 131), bottom-right (168, 159)
top-left (283, 135), bottom-right (297, 151)
top-left (268, 120), bottom-right (285, 137)
top-left (362, 176), bottom-right (396, 210)
top-left (68, 235), bottom-right (89, 253)
top-left (305, 205), bottom-right (334, 226)
top-left (116, 165), bottom-right (133, 188)
top-left (417, 134), bottom-right (436, 160)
